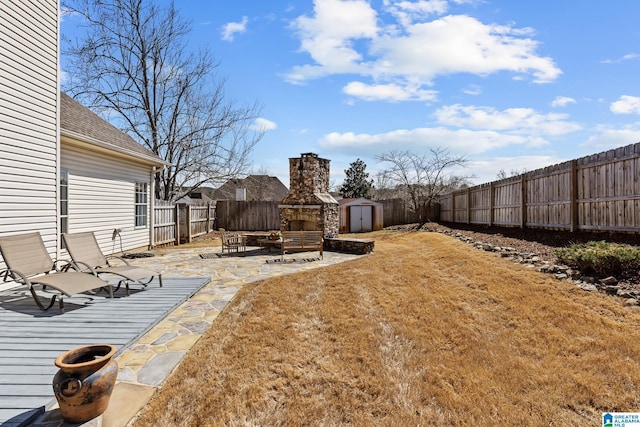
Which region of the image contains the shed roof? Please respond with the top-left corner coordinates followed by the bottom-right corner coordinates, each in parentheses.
top-left (60, 92), bottom-right (166, 166)
top-left (338, 197), bottom-right (383, 206)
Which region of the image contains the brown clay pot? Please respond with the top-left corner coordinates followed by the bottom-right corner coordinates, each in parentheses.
top-left (52, 344), bottom-right (119, 424)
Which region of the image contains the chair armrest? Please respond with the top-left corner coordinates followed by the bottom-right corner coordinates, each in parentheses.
top-left (53, 259), bottom-right (74, 272)
top-left (106, 255), bottom-right (131, 266)
top-left (0, 268), bottom-right (32, 288)
top-left (66, 260), bottom-right (100, 276)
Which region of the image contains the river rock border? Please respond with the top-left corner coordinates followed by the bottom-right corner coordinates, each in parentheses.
top-left (434, 229), bottom-right (640, 307)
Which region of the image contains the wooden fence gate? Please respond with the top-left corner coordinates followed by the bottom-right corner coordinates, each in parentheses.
top-left (153, 202), bottom-right (216, 246)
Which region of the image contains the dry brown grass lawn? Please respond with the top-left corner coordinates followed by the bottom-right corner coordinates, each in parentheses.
top-left (132, 231), bottom-right (640, 426)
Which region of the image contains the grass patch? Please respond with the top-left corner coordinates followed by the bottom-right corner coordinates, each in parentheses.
top-left (555, 240), bottom-right (640, 279)
top-left (132, 232), bottom-right (640, 427)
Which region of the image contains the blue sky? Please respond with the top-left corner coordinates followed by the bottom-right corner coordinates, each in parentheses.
top-left (62, 0), bottom-right (640, 190)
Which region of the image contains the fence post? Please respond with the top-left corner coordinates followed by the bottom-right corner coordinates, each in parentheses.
top-left (489, 183), bottom-right (494, 226)
top-left (570, 160), bottom-right (578, 232)
top-left (212, 202), bottom-right (217, 231)
top-left (520, 175), bottom-right (527, 229)
top-left (186, 204), bottom-right (192, 243)
top-left (466, 188), bottom-right (471, 224)
top-left (174, 204), bottom-right (180, 245)
top-left (205, 202), bottom-right (210, 232)
top-left (451, 191), bottom-right (456, 223)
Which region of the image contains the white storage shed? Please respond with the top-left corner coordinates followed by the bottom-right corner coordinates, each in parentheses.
top-left (338, 198), bottom-right (384, 233)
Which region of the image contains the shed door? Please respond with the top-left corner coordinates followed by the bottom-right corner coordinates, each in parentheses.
top-left (350, 206), bottom-right (373, 232)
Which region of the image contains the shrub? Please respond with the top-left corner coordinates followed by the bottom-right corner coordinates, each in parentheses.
top-left (555, 241), bottom-right (640, 279)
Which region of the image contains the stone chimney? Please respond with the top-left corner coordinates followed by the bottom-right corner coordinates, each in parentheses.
top-left (279, 153), bottom-right (339, 237)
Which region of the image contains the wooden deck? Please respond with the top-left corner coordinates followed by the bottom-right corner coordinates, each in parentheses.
top-left (0, 277), bottom-right (210, 427)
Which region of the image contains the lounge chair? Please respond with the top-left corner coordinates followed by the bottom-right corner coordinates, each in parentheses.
top-left (63, 232), bottom-right (163, 295)
top-left (0, 232), bottom-right (112, 313)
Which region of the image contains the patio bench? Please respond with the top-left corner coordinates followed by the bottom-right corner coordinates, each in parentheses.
top-left (281, 231), bottom-right (323, 260)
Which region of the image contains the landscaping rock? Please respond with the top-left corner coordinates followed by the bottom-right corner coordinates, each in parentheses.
top-left (604, 285), bottom-right (620, 295)
top-left (578, 283), bottom-right (598, 292)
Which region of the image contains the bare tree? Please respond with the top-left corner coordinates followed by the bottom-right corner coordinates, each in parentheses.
top-left (62, 0), bottom-right (264, 200)
top-left (376, 148), bottom-right (471, 223)
top-left (371, 173), bottom-right (397, 200)
top-left (497, 168), bottom-right (528, 180)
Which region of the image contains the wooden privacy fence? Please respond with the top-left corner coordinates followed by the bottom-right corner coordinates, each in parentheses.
top-left (152, 196), bottom-right (454, 242)
top-left (216, 200), bottom-right (281, 231)
top-left (381, 199), bottom-right (439, 226)
top-left (215, 199), bottom-right (438, 231)
top-left (381, 199), bottom-right (415, 226)
top-left (439, 142), bottom-right (640, 233)
top-left (152, 202), bottom-right (216, 246)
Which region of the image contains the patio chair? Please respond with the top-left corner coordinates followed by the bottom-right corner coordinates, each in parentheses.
top-left (63, 232), bottom-right (163, 296)
top-left (0, 232), bottom-right (112, 313)
top-left (219, 229), bottom-right (246, 256)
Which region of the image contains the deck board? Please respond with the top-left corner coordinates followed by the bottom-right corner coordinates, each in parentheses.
top-left (0, 277), bottom-right (210, 426)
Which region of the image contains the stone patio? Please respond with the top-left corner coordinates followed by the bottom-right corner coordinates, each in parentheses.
top-left (28, 244), bottom-right (363, 427)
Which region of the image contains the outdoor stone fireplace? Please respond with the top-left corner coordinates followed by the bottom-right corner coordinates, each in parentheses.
top-left (279, 153), bottom-right (339, 238)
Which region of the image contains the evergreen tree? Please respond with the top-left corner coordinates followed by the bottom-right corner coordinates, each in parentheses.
top-left (340, 159), bottom-right (374, 198)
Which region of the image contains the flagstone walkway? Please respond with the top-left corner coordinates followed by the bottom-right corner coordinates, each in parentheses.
top-left (29, 245), bottom-right (362, 427)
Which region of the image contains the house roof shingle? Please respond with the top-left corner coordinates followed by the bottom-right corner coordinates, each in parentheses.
top-left (212, 175), bottom-right (289, 201)
top-left (60, 92), bottom-right (166, 166)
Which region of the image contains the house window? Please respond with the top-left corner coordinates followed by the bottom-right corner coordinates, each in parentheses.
top-left (135, 182), bottom-right (148, 227)
top-left (60, 170), bottom-right (69, 248)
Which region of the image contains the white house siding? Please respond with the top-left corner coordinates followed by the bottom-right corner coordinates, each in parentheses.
top-left (61, 142), bottom-right (153, 255)
top-left (0, 1), bottom-right (59, 266)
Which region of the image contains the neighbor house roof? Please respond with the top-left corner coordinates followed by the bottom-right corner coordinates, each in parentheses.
top-left (175, 191), bottom-right (214, 205)
top-left (60, 92), bottom-right (166, 166)
top-left (212, 175), bottom-right (289, 201)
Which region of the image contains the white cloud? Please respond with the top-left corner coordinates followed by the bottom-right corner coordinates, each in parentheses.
top-left (342, 81), bottom-right (437, 102)
top-left (435, 104), bottom-right (582, 135)
top-left (370, 15), bottom-right (559, 84)
top-left (221, 16), bottom-right (248, 42)
top-left (254, 117), bottom-right (277, 132)
top-left (285, 1), bottom-right (561, 88)
top-left (462, 85), bottom-right (482, 96)
top-left (288, 0), bottom-right (377, 81)
top-left (581, 123), bottom-right (640, 150)
top-left (384, 0), bottom-right (449, 27)
top-left (318, 126), bottom-right (533, 157)
top-left (604, 53), bottom-right (640, 64)
top-left (610, 95), bottom-right (640, 115)
top-left (551, 96), bottom-right (576, 108)
top-left (469, 155), bottom-right (563, 184)
top-left (318, 102), bottom-right (584, 160)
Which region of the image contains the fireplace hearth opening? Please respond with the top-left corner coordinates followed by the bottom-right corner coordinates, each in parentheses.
top-left (288, 220), bottom-right (318, 231)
